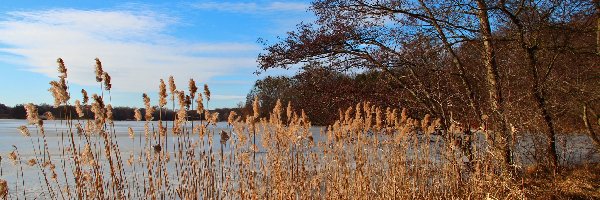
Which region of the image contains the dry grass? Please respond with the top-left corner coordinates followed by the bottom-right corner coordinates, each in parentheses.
top-left (1, 58), bottom-right (599, 199)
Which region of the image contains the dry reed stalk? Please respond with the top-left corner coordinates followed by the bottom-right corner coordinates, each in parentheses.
top-left (9, 57), bottom-right (585, 199)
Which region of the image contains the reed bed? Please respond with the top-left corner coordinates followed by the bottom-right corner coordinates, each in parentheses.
top-left (1, 58), bottom-right (599, 199)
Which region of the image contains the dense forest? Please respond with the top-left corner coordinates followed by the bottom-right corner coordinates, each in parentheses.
top-left (243, 0), bottom-right (600, 171)
top-left (0, 103), bottom-right (240, 122)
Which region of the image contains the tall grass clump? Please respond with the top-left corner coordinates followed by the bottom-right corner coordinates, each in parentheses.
top-left (0, 58), bottom-right (598, 199)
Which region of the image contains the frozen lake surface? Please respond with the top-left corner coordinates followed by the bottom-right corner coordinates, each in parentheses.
top-left (0, 119), bottom-right (598, 199)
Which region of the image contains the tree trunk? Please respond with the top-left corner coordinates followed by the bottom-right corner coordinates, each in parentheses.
top-left (475, 0), bottom-right (512, 167)
top-left (595, 0), bottom-right (600, 54)
top-left (497, 0), bottom-right (561, 173)
top-left (524, 47), bottom-right (559, 173)
top-left (418, 0), bottom-right (482, 122)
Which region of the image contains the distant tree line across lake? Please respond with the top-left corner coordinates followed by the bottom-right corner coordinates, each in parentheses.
top-left (0, 103), bottom-right (240, 122)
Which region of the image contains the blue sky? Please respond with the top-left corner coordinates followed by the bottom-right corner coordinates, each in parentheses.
top-left (0, 0), bottom-right (313, 108)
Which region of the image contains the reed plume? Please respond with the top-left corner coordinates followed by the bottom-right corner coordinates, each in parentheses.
top-left (143, 93), bottom-right (154, 121)
top-left (134, 108), bottom-right (142, 121)
top-left (102, 72), bottom-right (112, 91)
top-left (203, 84), bottom-right (210, 102)
top-left (57, 58), bottom-right (67, 78)
top-left (128, 127), bottom-right (135, 139)
top-left (91, 94), bottom-right (106, 129)
top-left (106, 104), bottom-right (113, 124)
top-left (196, 92), bottom-right (204, 115)
top-left (17, 125), bottom-right (30, 137)
top-left (159, 79), bottom-right (167, 107)
top-left (169, 76), bottom-right (176, 101)
top-left (81, 89), bottom-right (89, 105)
top-left (75, 100), bottom-right (84, 117)
top-left (174, 91), bottom-right (187, 133)
top-left (49, 60), bottom-right (71, 108)
top-left (227, 111), bottom-right (237, 125)
top-left (27, 158), bottom-right (37, 166)
top-left (209, 112), bottom-right (219, 125)
top-left (95, 58), bottom-right (103, 82)
top-left (44, 111), bottom-right (55, 120)
top-left (189, 79), bottom-right (198, 100)
top-left (49, 80), bottom-right (69, 107)
top-left (25, 103), bottom-right (39, 125)
top-left (81, 144), bottom-right (94, 166)
top-left (7, 151), bottom-right (17, 163)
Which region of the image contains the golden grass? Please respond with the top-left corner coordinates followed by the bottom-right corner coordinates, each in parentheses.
top-left (1, 58), bottom-right (599, 199)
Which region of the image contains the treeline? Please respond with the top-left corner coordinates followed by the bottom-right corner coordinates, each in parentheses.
top-left (0, 103), bottom-right (239, 122)
top-left (241, 67), bottom-right (407, 125)
top-left (247, 0), bottom-right (600, 170)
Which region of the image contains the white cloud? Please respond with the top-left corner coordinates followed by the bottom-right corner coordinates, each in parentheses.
top-left (0, 9), bottom-right (259, 92)
top-left (212, 94), bottom-right (246, 101)
top-left (192, 1), bottom-right (309, 13)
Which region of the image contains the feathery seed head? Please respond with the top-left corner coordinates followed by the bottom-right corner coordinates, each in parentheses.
top-left (57, 58), bottom-right (67, 78)
top-left (203, 84), bottom-right (211, 102)
top-left (25, 103), bottom-right (39, 125)
top-left (177, 91), bottom-right (186, 108)
top-left (106, 104), bottom-right (113, 124)
top-left (196, 92), bottom-right (204, 115)
top-left (94, 58), bottom-right (103, 82)
top-left (81, 89), bottom-right (89, 105)
top-left (189, 79), bottom-right (198, 99)
top-left (227, 111), bottom-right (237, 125)
top-left (102, 72), bottom-right (111, 90)
top-left (128, 127), bottom-right (134, 139)
top-left (27, 158), bottom-right (37, 166)
top-left (49, 77), bottom-right (70, 107)
top-left (8, 151), bottom-right (17, 162)
top-left (134, 108), bottom-right (142, 121)
top-left (168, 76), bottom-right (176, 99)
top-left (44, 111), bottom-right (55, 120)
top-left (142, 93), bottom-right (154, 121)
top-left (17, 125), bottom-right (30, 137)
top-left (159, 79), bottom-right (167, 107)
top-left (91, 94), bottom-right (106, 129)
top-left (75, 100), bottom-right (84, 117)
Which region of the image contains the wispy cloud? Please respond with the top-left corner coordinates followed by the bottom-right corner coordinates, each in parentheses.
top-left (0, 9), bottom-right (259, 92)
top-left (212, 94), bottom-right (246, 101)
top-left (191, 1), bottom-right (309, 13)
